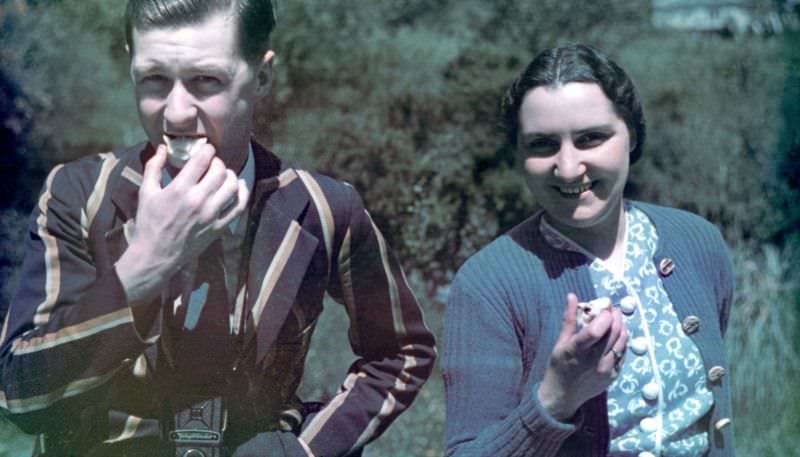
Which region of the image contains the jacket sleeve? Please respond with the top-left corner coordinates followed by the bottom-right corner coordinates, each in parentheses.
top-left (295, 182), bottom-right (437, 456)
top-left (441, 263), bottom-right (581, 457)
top-left (0, 160), bottom-right (151, 434)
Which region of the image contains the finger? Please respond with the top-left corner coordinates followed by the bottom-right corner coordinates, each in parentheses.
top-left (203, 170), bottom-right (239, 225)
top-left (217, 177), bottom-right (250, 228)
top-left (174, 142), bottom-right (215, 185)
top-left (600, 322), bottom-right (630, 374)
top-left (614, 319), bottom-right (629, 354)
top-left (558, 293), bottom-right (579, 341)
top-left (194, 157), bottom-right (228, 195)
top-left (141, 145), bottom-right (167, 193)
top-left (574, 308), bottom-right (613, 352)
top-left (602, 307), bottom-right (624, 356)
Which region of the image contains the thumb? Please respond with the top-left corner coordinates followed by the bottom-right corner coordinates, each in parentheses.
top-left (141, 144), bottom-right (167, 192)
top-left (558, 293), bottom-right (579, 341)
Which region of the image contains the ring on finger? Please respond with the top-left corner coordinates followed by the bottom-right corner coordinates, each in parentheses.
top-left (611, 349), bottom-right (624, 367)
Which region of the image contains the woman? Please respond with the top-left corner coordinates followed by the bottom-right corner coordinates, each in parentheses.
top-left (442, 44), bottom-right (734, 457)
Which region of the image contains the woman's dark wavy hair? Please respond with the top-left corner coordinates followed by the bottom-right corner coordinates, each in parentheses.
top-left (125, 0), bottom-right (276, 64)
top-left (501, 43), bottom-right (646, 164)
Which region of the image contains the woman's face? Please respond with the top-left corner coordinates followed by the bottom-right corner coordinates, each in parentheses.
top-left (517, 82), bottom-right (631, 234)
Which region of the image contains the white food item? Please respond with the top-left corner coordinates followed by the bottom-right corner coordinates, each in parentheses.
top-left (576, 296), bottom-right (612, 327)
top-left (162, 135), bottom-right (207, 168)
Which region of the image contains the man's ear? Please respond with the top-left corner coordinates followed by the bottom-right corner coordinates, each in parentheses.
top-left (255, 50), bottom-right (275, 98)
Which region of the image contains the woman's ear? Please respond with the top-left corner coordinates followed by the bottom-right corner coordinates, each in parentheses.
top-left (627, 126), bottom-right (637, 154)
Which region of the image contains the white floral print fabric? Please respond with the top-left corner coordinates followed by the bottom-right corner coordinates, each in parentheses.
top-left (540, 202), bottom-right (713, 456)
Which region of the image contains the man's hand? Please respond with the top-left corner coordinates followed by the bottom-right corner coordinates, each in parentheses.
top-left (115, 143), bottom-right (249, 307)
top-left (537, 293), bottom-right (628, 421)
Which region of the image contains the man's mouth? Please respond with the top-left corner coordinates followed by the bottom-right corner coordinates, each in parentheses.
top-left (162, 134), bottom-right (207, 168)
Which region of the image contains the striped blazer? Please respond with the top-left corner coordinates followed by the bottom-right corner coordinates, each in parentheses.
top-left (0, 142), bottom-right (437, 456)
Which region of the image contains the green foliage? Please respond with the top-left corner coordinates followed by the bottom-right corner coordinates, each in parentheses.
top-left (268, 0), bottom-right (652, 284)
top-left (0, 0), bottom-right (139, 167)
top-left (727, 243), bottom-right (800, 456)
top-left (1, 1), bottom-right (799, 456)
top-left (622, 34), bottom-right (790, 243)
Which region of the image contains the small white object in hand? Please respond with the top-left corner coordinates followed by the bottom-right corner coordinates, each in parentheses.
top-left (576, 296), bottom-right (612, 327)
top-left (163, 135), bottom-right (208, 169)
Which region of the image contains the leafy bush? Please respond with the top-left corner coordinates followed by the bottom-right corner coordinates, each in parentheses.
top-left (0, 1), bottom-right (798, 456)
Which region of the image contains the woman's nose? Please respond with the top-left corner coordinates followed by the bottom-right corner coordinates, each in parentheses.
top-left (553, 143), bottom-right (586, 180)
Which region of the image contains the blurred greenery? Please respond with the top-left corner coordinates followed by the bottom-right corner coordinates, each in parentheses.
top-left (1, 0), bottom-right (799, 456)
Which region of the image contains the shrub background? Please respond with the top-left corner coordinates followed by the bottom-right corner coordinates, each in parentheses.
top-left (1, 1), bottom-right (798, 456)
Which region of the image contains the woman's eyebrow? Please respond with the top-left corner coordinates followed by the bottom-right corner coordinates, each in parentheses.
top-left (573, 124), bottom-right (615, 134)
top-left (519, 132), bottom-right (559, 142)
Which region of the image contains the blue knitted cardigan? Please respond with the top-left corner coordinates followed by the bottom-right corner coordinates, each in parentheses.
top-left (443, 201), bottom-right (735, 456)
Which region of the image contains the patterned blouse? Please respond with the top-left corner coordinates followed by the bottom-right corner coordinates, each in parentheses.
top-left (539, 201), bottom-right (713, 457)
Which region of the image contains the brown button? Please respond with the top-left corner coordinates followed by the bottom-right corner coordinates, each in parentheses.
top-left (708, 366), bottom-right (726, 383)
top-left (658, 257), bottom-right (675, 276)
top-left (715, 418), bottom-right (732, 431)
top-left (682, 316), bottom-right (700, 335)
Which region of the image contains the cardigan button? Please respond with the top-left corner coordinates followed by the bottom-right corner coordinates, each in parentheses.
top-left (658, 257), bottom-right (675, 276)
top-left (682, 315), bottom-right (700, 335)
top-left (642, 381), bottom-right (660, 401)
top-left (630, 336), bottom-right (648, 355)
top-left (640, 416), bottom-right (658, 432)
top-left (715, 417), bottom-right (732, 431)
top-left (708, 366), bottom-right (726, 383)
top-left (620, 296), bottom-right (637, 314)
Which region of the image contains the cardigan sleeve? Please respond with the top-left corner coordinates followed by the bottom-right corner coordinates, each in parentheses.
top-left (442, 262), bottom-right (580, 457)
top-left (713, 228), bottom-right (734, 337)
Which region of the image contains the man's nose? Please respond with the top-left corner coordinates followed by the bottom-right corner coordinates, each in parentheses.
top-left (553, 143), bottom-right (586, 180)
top-left (163, 83), bottom-right (197, 131)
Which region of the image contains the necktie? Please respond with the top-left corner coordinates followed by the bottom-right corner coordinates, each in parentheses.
top-left (171, 239), bottom-right (234, 390)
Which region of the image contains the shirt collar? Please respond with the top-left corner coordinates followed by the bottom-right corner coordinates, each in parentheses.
top-left (161, 144), bottom-right (255, 234)
top-left (537, 200), bottom-right (632, 259)
top-left (538, 212), bottom-right (588, 255)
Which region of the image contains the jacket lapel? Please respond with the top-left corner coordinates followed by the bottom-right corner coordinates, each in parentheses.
top-left (104, 143), bottom-right (150, 265)
top-left (242, 146), bottom-right (320, 365)
top-left (109, 143), bottom-right (151, 222)
top-left (243, 175), bottom-right (319, 365)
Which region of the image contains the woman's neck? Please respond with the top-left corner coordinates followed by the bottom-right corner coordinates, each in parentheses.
top-left (546, 198), bottom-right (627, 264)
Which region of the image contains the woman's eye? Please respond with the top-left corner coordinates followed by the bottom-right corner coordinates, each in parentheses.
top-left (575, 132), bottom-right (609, 149)
top-left (523, 139), bottom-right (559, 156)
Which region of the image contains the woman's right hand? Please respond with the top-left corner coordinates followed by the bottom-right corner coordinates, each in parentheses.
top-left (537, 293), bottom-right (628, 421)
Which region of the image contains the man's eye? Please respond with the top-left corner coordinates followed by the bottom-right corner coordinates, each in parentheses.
top-left (139, 75), bottom-right (169, 86)
top-left (575, 132), bottom-right (609, 149)
top-left (193, 76), bottom-right (223, 89)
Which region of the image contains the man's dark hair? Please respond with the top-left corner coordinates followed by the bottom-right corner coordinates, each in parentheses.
top-left (125, 0), bottom-right (276, 63)
top-left (501, 43), bottom-right (646, 164)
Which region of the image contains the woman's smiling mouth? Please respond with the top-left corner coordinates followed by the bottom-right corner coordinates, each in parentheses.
top-left (554, 181), bottom-right (595, 198)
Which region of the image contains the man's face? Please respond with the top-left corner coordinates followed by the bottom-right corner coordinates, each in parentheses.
top-left (130, 10), bottom-right (272, 171)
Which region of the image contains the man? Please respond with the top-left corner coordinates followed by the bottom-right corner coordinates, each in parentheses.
top-left (0, 1), bottom-right (436, 456)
